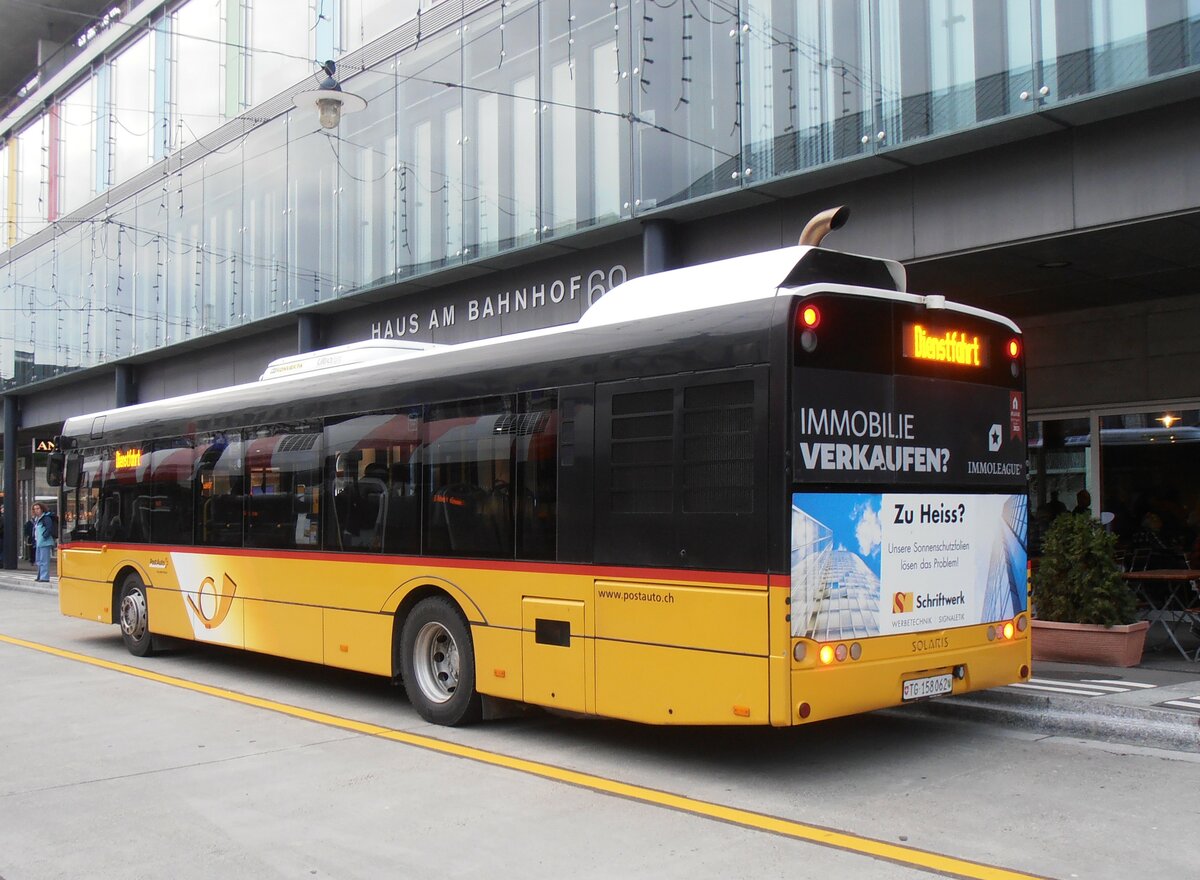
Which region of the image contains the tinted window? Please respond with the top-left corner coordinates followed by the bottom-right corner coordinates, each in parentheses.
top-left (71, 448), bottom-right (105, 541)
top-left (149, 438), bottom-right (197, 545)
top-left (515, 391), bottom-right (558, 560)
top-left (325, 411), bottom-right (422, 554)
top-left (245, 424), bottom-right (322, 550)
top-left (195, 432), bottom-right (244, 547)
top-left (425, 397), bottom-right (515, 559)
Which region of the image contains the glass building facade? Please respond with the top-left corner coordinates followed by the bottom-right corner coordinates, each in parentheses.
top-left (3, 0), bottom-right (1200, 390)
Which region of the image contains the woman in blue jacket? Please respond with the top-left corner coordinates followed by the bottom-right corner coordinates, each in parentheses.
top-left (31, 503), bottom-right (56, 582)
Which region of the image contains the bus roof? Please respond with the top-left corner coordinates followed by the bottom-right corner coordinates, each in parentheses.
top-left (59, 244), bottom-right (1017, 444)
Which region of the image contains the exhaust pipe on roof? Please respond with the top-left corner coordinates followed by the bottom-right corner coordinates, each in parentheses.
top-left (798, 206), bottom-right (849, 247)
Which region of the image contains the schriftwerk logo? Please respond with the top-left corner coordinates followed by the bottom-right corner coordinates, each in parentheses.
top-left (893, 592), bottom-right (914, 613)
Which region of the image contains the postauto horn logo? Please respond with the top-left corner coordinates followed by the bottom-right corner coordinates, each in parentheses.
top-left (893, 592), bottom-right (915, 614)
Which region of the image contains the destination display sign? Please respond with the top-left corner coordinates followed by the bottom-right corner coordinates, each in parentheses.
top-left (793, 369), bottom-right (1026, 487)
top-left (902, 323), bottom-right (989, 368)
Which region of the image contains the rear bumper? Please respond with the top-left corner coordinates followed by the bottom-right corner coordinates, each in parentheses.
top-left (788, 630), bottom-right (1031, 725)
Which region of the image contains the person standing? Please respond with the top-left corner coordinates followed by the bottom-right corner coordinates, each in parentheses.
top-left (0, 503), bottom-right (5, 568)
top-left (30, 503), bottom-right (56, 582)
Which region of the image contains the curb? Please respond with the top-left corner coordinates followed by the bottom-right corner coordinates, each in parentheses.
top-left (0, 578), bottom-right (57, 597)
top-left (902, 687), bottom-right (1200, 752)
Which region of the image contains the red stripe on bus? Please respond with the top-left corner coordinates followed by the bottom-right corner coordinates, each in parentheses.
top-left (58, 541), bottom-right (774, 587)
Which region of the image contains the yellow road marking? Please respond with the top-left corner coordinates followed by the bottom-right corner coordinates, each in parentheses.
top-left (0, 633), bottom-right (1046, 880)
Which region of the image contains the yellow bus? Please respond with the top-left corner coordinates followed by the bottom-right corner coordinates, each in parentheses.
top-left (50, 211), bottom-right (1031, 727)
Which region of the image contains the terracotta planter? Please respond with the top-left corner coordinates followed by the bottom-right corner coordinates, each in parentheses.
top-left (1031, 619), bottom-right (1149, 667)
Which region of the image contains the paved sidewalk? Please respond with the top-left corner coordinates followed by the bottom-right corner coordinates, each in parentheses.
top-left (4, 570), bottom-right (1198, 749)
top-left (0, 562), bottom-right (58, 596)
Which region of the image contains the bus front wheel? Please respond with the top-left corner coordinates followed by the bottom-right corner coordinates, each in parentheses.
top-left (118, 573), bottom-right (155, 657)
top-left (400, 597), bottom-right (482, 726)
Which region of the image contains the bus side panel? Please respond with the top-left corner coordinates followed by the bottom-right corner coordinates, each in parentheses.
top-left (594, 579), bottom-right (768, 655)
top-left (470, 624), bottom-right (524, 702)
top-left (59, 573), bottom-right (114, 624)
top-left (245, 599), bottom-right (323, 664)
top-left (521, 598), bottom-right (587, 713)
top-left (322, 608), bottom-right (393, 676)
top-left (595, 640), bottom-right (768, 725)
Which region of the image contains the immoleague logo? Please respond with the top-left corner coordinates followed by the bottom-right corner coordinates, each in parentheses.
top-left (893, 592), bottom-right (914, 613)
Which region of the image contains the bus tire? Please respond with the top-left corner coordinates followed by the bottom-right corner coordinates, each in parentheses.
top-left (118, 572), bottom-right (155, 657)
top-left (400, 597), bottom-right (482, 726)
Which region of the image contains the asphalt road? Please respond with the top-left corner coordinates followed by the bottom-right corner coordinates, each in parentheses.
top-left (1, 588), bottom-right (1197, 880)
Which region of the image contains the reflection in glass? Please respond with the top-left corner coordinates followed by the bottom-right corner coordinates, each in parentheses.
top-left (1090, 0), bottom-right (1147, 90)
top-left (111, 33), bottom-right (154, 184)
top-left (134, 188), bottom-right (169, 353)
top-left (324, 410), bottom-right (422, 554)
top-left (196, 431), bottom-right (245, 548)
top-left (101, 197), bottom-right (138, 361)
top-left (634, 0), bottom-right (740, 207)
top-left (287, 125), bottom-right (338, 306)
top-left (425, 396), bottom-right (516, 559)
top-left (166, 160), bottom-right (205, 343)
top-left (55, 226), bottom-right (87, 368)
top-left (15, 118), bottom-right (49, 240)
top-left (539, 0), bottom-right (631, 233)
top-left (242, 118), bottom-right (289, 322)
top-left (204, 145), bottom-right (244, 332)
top-left (59, 78), bottom-right (97, 215)
top-left (743, 1), bottom-right (870, 180)
top-left (249, 0), bottom-right (312, 105)
top-left (340, 0), bottom-right (418, 55)
top-left (1098, 410), bottom-right (1200, 565)
top-left (337, 66), bottom-right (399, 292)
top-left (173, 0), bottom-right (225, 149)
top-left (463, 0), bottom-right (541, 258)
top-left (396, 20), bottom-right (462, 275)
top-left (1028, 417), bottom-right (1091, 553)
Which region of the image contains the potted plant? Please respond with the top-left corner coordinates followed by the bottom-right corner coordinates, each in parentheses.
top-left (1030, 512), bottom-right (1148, 666)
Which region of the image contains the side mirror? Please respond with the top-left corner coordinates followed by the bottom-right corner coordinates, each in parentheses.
top-left (65, 453), bottom-right (82, 489)
top-left (46, 451), bottom-right (65, 487)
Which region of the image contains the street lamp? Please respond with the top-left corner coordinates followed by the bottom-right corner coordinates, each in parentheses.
top-left (293, 60), bottom-right (367, 130)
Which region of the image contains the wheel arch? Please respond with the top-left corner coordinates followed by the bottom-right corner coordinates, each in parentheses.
top-left (388, 582), bottom-right (478, 682)
top-left (109, 564), bottom-right (147, 625)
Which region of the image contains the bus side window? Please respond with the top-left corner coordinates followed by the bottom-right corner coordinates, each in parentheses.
top-left (324, 410), bottom-right (421, 555)
top-left (72, 448), bottom-right (105, 540)
top-left (425, 397), bottom-right (515, 559)
top-left (244, 424), bottom-right (321, 550)
top-left (195, 432), bottom-right (245, 548)
top-left (150, 438), bottom-right (197, 546)
top-left (515, 390), bottom-right (558, 561)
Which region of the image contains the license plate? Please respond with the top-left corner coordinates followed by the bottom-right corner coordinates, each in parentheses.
top-left (902, 673), bottom-right (953, 701)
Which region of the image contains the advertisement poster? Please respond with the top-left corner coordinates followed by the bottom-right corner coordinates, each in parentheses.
top-left (790, 492), bottom-right (1028, 639)
top-left (793, 370), bottom-right (1026, 487)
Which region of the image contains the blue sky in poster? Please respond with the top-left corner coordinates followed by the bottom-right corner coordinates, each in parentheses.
top-left (793, 492), bottom-right (883, 578)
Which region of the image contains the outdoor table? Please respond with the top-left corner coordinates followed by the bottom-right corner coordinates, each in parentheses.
top-left (1121, 569), bottom-right (1200, 661)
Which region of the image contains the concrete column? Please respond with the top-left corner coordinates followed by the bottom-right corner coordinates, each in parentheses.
top-left (298, 314), bottom-right (322, 353)
top-left (115, 364), bottom-right (137, 408)
top-left (642, 219), bottom-right (677, 275)
top-left (3, 396), bottom-right (18, 570)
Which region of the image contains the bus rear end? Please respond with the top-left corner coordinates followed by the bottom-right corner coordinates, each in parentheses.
top-left (786, 292), bottom-right (1029, 724)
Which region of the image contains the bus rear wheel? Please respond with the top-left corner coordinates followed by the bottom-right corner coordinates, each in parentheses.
top-left (400, 597), bottom-right (482, 726)
top-left (118, 573), bottom-right (155, 657)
